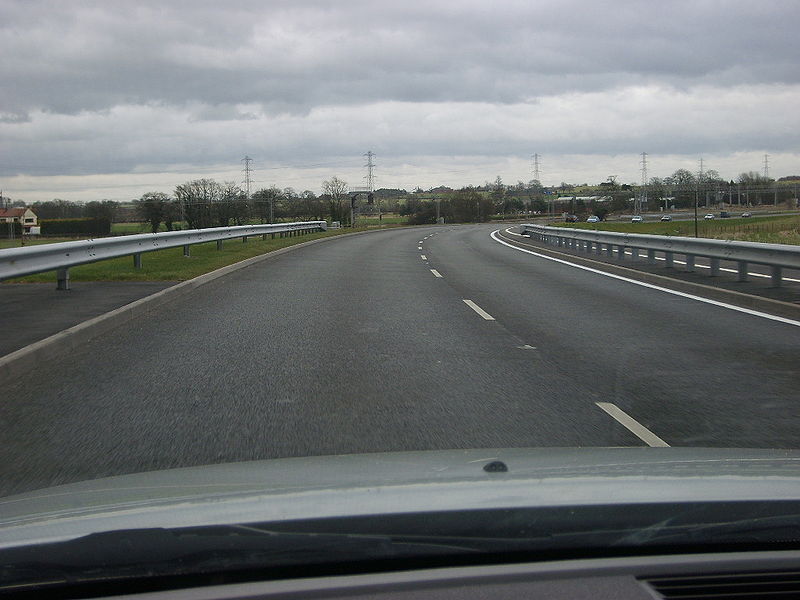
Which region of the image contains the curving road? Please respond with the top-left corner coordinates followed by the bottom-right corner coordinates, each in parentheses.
top-left (2, 224), bottom-right (799, 496)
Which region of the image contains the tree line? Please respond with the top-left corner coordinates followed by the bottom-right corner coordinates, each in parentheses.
top-left (135, 178), bottom-right (348, 233)
top-left (4, 169), bottom-right (797, 233)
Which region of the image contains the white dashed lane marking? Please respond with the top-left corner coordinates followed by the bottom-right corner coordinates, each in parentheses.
top-left (595, 402), bottom-right (670, 447)
top-left (462, 299), bottom-right (495, 320)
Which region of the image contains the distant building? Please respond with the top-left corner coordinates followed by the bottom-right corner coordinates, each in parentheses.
top-left (0, 207), bottom-right (38, 233)
top-left (555, 196), bottom-right (611, 203)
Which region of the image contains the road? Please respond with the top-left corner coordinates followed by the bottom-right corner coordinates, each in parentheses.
top-left (2, 224), bottom-right (799, 496)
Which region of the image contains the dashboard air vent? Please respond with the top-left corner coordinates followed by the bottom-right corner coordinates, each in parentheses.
top-left (643, 571), bottom-right (800, 599)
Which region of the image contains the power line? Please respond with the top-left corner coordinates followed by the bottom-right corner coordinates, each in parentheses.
top-left (531, 153), bottom-right (541, 182)
top-left (363, 151), bottom-right (376, 192)
top-left (638, 152), bottom-right (648, 215)
top-left (241, 156), bottom-right (253, 197)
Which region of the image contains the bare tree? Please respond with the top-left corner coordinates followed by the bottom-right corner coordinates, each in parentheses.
top-left (251, 186), bottom-right (283, 223)
top-left (322, 176), bottom-right (348, 223)
top-left (175, 179), bottom-right (221, 229)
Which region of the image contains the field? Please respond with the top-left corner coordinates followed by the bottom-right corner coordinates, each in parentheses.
top-left (552, 214), bottom-right (800, 245)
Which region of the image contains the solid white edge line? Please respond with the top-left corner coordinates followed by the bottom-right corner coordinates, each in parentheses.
top-left (463, 299), bottom-right (495, 320)
top-left (490, 229), bottom-right (800, 328)
top-left (623, 249), bottom-right (800, 282)
top-left (595, 402), bottom-right (670, 447)
top-left (430, 269), bottom-right (443, 278)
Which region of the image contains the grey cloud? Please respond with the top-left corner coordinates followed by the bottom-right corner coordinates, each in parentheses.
top-left (2, 0), bottom-right (799, 117)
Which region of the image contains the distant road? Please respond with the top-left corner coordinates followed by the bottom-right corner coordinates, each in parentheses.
top-left (2, 224), bottom-right (799, 496)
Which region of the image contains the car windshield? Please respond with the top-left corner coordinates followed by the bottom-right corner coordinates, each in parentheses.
top-left (1, 0), bottom-right (800, 592)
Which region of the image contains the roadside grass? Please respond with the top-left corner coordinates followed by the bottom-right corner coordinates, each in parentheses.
top-left (111, 222), bottom-right (154, 234)
top-left (0, 236), bottom-right (82, 250)
top-left (552, 214), bottom-right (800, 245)
top-left (3, 227), bottom-right (371, 284)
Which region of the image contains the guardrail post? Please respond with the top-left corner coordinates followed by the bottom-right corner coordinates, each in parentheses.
top-left (262, 234), bottom-right (267, 241)
top-left (665, 252), bottom-right (674, 268)
top-left (605, 243), bottom-right (612, 257)
top-left (771, 266), bottom-right (782, 288)
top-left (242, 236), bottom-right (248, 243)
top-left (647, 249), bottom-right (655, 264)
top-left (56, 267), bottom-right (70, 291)
top-left (737, 261), bottom-right (748, 282)
top-left (133, 253), bottom-right (142, 269)
top-left (631, 248), bottom-right (639, 261)
top-left (595, 242), bottom-right (602, 255)
top-left (709, 258), bottom-right (720, 276)
top-left (183, 245), bottom-right (190, 257)
top-left (685, 255), bottom-right (695, 272)
top-left (216, 240), bottom-right (223, 250)
top-left (616, 245), bottom-right (625, 260)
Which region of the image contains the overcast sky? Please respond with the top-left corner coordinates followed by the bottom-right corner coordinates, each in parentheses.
top-left (1, 0), bottom-right (799, 202)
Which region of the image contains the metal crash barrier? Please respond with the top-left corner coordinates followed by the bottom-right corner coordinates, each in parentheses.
top-left (520, 224), bottom-right (800, 288)
top-left (0, 221), bottom-right (328, 289)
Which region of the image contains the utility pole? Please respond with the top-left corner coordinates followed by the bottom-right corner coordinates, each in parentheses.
top-left (695, 158), bottom-right (703, 237)
top-left (763, 154), bottom-right (775, 206)
top-left (363, 151), bottom-right (376, 192)
top-left (639, 152), bottom-right (648, 215)
top-left (3, 191), bottom-right (13, 241)
top-left (241, 156), bottom-right (253, 198)
top-left (363, 151), bottom-right (377, 221)
top-left (531, 153), bottom-right (541, 184)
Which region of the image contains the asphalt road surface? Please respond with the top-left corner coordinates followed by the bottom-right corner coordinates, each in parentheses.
top-left (2, 224), bottom-right (799, 496)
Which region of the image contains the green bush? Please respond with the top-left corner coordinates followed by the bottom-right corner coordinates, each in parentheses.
top-left (1, 222), bottom-right (22, 236)
top-left (41, 218), bottom-right (111, 236)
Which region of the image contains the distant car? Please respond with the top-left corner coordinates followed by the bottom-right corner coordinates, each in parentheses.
top-left (704, 213), bottom-right (715, 220)
top-left (719, 211), bottom-right (730, 218)
top-left (631, 215), bottom-right (643, 223)
top-left (565, 214), bottom-right (579, 222)
top-left (660, 215), bottom-right (672, 221)
top-left (586, 216), bottom-right (600, 223)
top-left (741, 212), bottom-right (752, 218)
